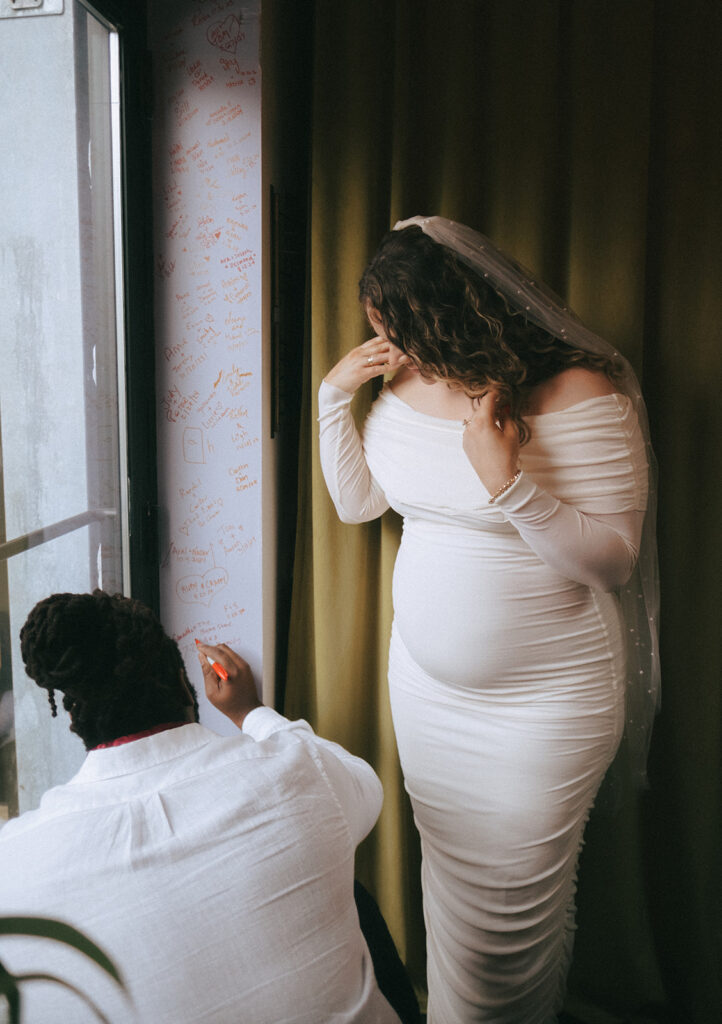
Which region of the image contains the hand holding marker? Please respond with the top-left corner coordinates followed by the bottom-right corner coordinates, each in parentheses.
top-left (195, 639), bottom-right (229, 680)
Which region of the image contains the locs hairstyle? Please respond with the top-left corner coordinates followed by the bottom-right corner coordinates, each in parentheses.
top-left (20, 590), bottom-right (198, 750)
top-left (358, 225), bottom-right (621, 443)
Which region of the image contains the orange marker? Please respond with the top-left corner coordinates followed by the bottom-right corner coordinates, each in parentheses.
top-left (194, 639), bottom-right (229, 681)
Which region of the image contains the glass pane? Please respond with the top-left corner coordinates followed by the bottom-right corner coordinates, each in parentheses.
top-left (6, 527), bottom-right (99, 814)
top-left (0, 3), bottom-right (127, 816)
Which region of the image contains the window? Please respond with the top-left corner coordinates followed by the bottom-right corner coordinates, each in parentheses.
top-left (0, 0), bottom-right (153, 815)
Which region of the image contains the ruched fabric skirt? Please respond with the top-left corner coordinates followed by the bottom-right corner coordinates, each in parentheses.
top-left (388, 521), bottom-right (626, 1024)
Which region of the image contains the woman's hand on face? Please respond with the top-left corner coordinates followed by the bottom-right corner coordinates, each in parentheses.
top-left (324, 337), bottom-right (409, 394)
top-left (462, 389), bottom-right (520, 494)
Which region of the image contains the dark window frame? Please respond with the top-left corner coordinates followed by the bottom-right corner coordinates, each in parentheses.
top-left (86, 0), bottom-right (158, 610)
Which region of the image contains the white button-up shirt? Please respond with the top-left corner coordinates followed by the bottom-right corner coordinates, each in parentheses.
top-left (0, 708), bottom-right (400, 1023)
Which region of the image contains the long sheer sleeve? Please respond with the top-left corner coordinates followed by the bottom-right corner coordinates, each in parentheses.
top-left (318, 380), bottom-right (390, 524)
top-left (493, 472), bottom-right (644, 592)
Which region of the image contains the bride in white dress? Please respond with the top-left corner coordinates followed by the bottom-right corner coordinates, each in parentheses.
top-left (318, 217), bottom-right (659, 1024)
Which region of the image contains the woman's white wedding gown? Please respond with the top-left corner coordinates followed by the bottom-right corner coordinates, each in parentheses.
top-left (318, 379), bottom-right (648, 1024)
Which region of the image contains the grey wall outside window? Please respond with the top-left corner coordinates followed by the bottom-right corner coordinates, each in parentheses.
top-left (0, 3), bottom-right (127, 815)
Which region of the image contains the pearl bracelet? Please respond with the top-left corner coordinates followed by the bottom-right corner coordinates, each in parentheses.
top-left (488, 469), bottom-right (522, 504)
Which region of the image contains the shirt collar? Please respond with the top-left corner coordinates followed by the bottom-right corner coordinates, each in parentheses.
top-left (91, 722), bottom-right (187, 750)
top-left (69, 723), bottom-right (217, 783)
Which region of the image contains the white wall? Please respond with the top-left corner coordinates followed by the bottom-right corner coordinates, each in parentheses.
top-left (149, 0), bottom-right (272, 731)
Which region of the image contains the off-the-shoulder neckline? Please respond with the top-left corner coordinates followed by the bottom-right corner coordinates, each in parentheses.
top-left (381, 385), bottom-right (628, 425)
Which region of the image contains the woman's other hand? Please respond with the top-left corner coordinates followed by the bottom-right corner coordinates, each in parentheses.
top-left (196, 640), bottom-right (262, 728)
top-left (462, 389), bottom-right (520, 495)
top-left (324, 337), bottom-right (409, 394)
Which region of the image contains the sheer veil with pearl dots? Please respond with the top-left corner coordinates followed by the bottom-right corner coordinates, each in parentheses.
top-left (394, 215), bottom-right (660, 785)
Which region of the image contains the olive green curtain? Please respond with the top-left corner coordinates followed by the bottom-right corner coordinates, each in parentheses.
top-left (283, 2), bottom-right (721, 1020)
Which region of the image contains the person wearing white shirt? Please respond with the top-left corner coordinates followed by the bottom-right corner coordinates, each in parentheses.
top-left (0, 590), bottom-right (414, 1023)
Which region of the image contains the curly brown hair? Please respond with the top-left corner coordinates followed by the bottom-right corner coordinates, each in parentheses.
top-left (359, 225), bottom-right (622, 443)
top-left (20, 590), bottom-right (198, 750)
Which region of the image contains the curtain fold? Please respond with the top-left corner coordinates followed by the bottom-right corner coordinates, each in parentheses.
top-left (283, 2), bottom-right (721, 1019)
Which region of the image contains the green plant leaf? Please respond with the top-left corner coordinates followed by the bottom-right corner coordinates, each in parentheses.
top-left (0, 918), bottom-right (124, 986)
top-left (12, 972), bottom-right (114, 1024)
top-left (0, 961), bottom-right (21, 1024)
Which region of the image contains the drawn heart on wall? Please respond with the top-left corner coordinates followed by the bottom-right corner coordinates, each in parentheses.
top-left (176, 567), bottom-right (229, 607)
top-left (207, 14), bottom-right (242, 54)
